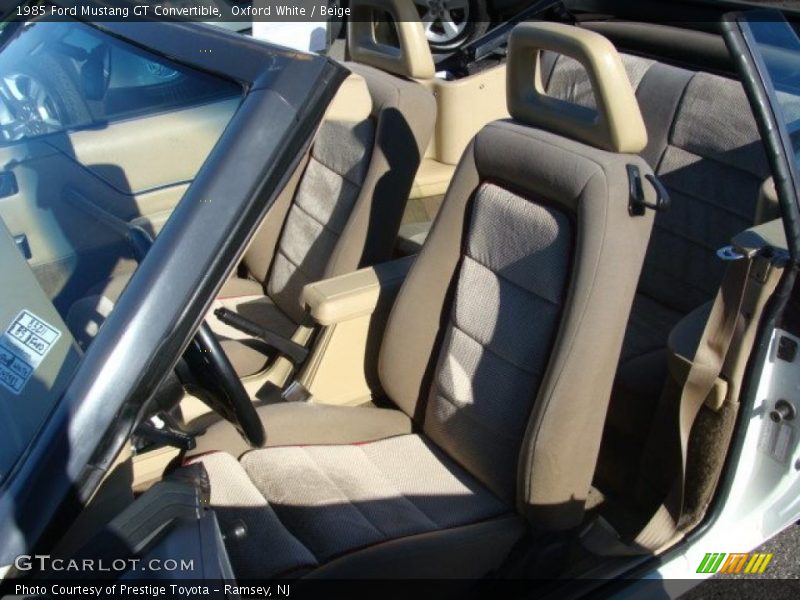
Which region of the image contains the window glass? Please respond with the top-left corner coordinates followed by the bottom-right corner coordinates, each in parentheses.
top-left (0, 19), bottom-right (243, 145)
top-left (746, 19), bottom-right (800, 173)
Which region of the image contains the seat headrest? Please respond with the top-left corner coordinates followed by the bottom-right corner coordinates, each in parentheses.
top-left (347, 0), bottom-right (435, 80)
top-left (506, 22), bottom-right (647, 154)
top-left (324, 72), bottom-right (373, 122)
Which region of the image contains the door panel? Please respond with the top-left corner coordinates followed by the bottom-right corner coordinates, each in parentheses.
top-left (45, 99), bottom-right (238, 216)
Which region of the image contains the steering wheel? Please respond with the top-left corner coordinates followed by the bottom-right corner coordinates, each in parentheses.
top-left (125, 226), bottom-right (264, 448)
top-left (182, 321), bottom-right (265, 448)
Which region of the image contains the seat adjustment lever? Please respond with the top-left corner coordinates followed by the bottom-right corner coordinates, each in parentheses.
top-left (627, 164), bottom-right (671, 216)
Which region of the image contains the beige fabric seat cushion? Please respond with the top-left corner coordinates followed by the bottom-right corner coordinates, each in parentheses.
top-left (193, 435), bottom-right (516, 578)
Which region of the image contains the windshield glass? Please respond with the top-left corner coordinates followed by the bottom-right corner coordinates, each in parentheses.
top-left (744, 18), bottom-right (800, 175)
top-left (0, 17), bottom-right (244, 484)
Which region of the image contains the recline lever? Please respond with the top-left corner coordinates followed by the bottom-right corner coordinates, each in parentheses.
top-left (213, 307), bottom-right (309, 365)
top-left (627, 164), bottom-right (671, 216)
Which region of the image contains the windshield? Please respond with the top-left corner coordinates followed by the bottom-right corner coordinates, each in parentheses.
top-left (0, 17), bottom-right (244, 485)
top-left (744, 19), bottom-right (800, 175)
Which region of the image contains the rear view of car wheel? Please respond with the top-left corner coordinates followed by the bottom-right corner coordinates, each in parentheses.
top-left (414, 0), bottom-right (490, 53)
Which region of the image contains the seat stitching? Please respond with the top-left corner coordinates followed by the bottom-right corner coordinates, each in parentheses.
top-left (449, 321), bottom-right (544, 378)
top-left (643, 256), bottom-right (723, 297)
top-left (464, 253), bottom-right (562, 308)
top-left (202, 454), bottom-right (321, 568)
top-left (308, 152), bottom-right (368, 188)
top-left (287, 200), bottom-right (347, 238)
top-left (667, 137), bottom-right (768, 180)
top-left (295, 446), bottom-right (390, 541)
top-left (318, 513), bottom-right (516, 567)
top-left (274, 247), bottom-right (315, 281)
top-left (651, 223), bottom-right (737, 255)
top-left (657, 177), bottom-right (759, 222)
top-left (658, 177), bottom-right (758, 222)
top-left (355, 445), bottom-right (442, 531)
top-left (432, 388), bottom-right (523, 445)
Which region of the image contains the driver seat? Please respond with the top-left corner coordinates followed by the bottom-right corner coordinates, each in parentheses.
top-left (189, 22), bottom-right (657, 579)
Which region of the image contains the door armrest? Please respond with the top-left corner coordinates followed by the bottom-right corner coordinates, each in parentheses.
top-left (302, 256), bottom-right (415, 326)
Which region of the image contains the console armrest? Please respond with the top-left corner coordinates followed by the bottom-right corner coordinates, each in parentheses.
top-left (302, 256), bottom-right (415, 326)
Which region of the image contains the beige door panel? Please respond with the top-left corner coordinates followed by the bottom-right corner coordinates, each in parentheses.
top-left (0, 149), bottom-right (177, 298)
top-left (45, 98), bottom-right (238, 220)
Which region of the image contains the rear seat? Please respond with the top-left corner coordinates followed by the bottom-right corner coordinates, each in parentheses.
top-left (543, 51), bottom-right (771, 491)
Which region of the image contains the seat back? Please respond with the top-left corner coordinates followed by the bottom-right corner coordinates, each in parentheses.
top-left (378, 22), bottom-right (657, 530)
top-left (544, 51), bottom-right (771, 316)
top-left (241, 66), bottom-right (435, 323)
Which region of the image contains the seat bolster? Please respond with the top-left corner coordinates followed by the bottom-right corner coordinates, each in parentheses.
top-left (188, 402), bottom-right (413, 458)
top-left (513, 136), bottom-right (656, 530)
top-left (303, 515), bottom-right (525, 579)
top-left (326, 63), bottom-right (436, 277)
top-left (378, 139), bottom-right (480, 419)
top-left (218, 276), bottom-right (264, 298)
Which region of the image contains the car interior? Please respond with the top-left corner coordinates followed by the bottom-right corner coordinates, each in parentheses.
top-left (0, 0), bottom-right (795, 584)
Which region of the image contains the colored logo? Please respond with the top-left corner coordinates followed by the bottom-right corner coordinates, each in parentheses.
top-left (696, 552), bottom-right (773, 574)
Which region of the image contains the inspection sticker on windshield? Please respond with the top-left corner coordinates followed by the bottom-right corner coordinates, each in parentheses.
top-left (0, 310), bottom-right (61, 395)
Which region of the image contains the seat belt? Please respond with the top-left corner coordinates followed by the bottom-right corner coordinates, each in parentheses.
top-left (632, 252), bottom-right (753, 551)
top-left (582, 249), bottom-right (760, 555)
